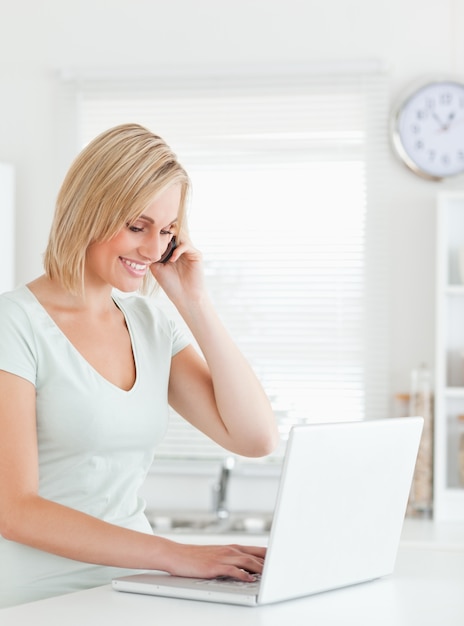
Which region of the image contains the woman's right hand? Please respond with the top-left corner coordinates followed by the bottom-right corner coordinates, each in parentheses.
top-left (161, 541), bottom-right (266, 582)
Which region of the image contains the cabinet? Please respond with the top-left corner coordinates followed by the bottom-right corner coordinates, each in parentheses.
top-left (435, 191), bottom-right (464, 520)
top-left (0, 163), bottom-right (15, 293)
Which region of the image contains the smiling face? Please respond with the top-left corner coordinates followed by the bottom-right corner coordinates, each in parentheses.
top-left (85, 184), bottom-right (181, 292)
top-left (44, 124), bottom-right (190, 296)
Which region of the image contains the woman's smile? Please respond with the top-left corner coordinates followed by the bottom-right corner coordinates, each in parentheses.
top-left (84, 184), bottom-right (181, 291)
top-left (119, 256), bottom-right (151, 276)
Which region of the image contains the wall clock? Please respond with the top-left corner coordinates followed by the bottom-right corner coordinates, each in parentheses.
top-left (391, 79), bottom-right (464, 181)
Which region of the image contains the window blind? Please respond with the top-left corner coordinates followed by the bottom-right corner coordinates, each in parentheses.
top-left (70, 67), bottom-right (391, 461)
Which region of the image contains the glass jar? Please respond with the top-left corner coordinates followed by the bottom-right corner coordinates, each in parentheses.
top-left (408, 363), bottom-right (433, 516)
top-left (458, 414), bottom-right (464, 487)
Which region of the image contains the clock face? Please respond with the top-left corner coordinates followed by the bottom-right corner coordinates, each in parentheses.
top-left (393, 80), bottom-right (464, 180)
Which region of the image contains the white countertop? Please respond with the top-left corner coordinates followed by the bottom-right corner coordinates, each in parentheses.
top-left (1, 519), bottom-right (464, 625)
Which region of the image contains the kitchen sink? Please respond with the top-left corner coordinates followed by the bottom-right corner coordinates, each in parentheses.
top-left (146, 510), bottom-right (273, 535)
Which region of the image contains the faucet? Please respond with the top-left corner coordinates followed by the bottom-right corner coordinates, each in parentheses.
top-left (212, 456), bottom-right (235, 520)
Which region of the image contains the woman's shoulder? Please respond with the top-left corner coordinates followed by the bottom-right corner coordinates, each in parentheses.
top-left (112, 292), bottom-right (173, 332)
top-left (0, 287), bottom-right (39, 376)
top-left (112, 291), bottom-right (164, 317)
top-left (113, 292), bottom-right (190, 350)
top-left (0, 285), bottom-right (36, 316)
top-left (0, 287), bottom-right (42, 345)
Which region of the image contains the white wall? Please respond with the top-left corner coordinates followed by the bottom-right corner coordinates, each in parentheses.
top-left (0, 163), bottom-right (14, 292)
top-left (1, 0), bottom-right (464, 400)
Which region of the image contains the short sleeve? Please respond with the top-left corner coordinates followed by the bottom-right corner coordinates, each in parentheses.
top-left (0, 294), bottom-right (38, 384)
top-left (169, 317), bottom-right (190, 357)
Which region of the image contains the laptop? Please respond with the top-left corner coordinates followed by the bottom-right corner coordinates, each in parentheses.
top-left (112, 417), bottom-right (423, 606)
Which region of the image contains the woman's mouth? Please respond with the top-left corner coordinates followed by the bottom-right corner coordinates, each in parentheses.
top-left (119, 257), bottom-right (150, 276)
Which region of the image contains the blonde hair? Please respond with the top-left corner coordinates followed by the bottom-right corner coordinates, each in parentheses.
top-left (44, 123), bottom-right (190, 295)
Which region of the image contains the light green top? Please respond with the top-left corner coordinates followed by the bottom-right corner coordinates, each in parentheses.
top-left (0, 286), bottom-right (190, 608)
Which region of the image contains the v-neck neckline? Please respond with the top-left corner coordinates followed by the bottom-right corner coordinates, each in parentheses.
top-left (24, 286), bottom-right (138, 393)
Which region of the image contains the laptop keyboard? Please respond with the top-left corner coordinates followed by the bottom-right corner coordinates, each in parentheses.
top-left (193, 574), bottom-right (261, 590)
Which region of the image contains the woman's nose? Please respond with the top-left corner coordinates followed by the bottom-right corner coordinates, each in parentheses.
top-left (139, 235), bottom-right (164, 262)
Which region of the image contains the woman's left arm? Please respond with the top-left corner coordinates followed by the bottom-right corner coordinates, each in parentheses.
top-left (151, 240), bottom-right (279, 458)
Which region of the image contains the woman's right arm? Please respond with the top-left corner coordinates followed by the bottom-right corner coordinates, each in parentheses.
top-left (0, 370), bottom-right (263, 582)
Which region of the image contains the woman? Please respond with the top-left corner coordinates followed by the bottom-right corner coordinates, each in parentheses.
top-left (0, 123), bottom-right (279, 608)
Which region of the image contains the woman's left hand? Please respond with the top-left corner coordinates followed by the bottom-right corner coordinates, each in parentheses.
top-left (149, 238), bottom-right (206, 305)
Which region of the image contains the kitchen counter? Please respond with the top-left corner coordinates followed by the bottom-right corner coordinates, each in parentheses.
top-left (1, 519), bottom-right (463, 625)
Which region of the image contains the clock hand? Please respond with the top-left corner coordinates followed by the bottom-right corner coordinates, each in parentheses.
top-left (440, 111), bottom-right (457, 131)
top-left (433, 111), bottom-right (459, 132)
top-left (432, 112), bottom-right (446, 130)
top-left (445, 111), bottom-right (456, 130)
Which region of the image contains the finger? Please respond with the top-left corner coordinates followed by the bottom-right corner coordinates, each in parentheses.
top-left (236, 555), bottom-right (265, 574)
top-left (168, 239), bottom-right (202, 262)
top-left (211, 561), bottom-right (261, 582)
top-left (221, 551), bottom-right (265, 575)
top-left (230, 544), bottom-right (267, 559)
top-left (224, 567), bottom-right (259, 582)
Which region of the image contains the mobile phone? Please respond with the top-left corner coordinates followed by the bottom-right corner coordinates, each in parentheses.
top-left (158, 237), bottom-right (177, 263)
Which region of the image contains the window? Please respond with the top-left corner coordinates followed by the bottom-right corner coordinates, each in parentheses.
top-left (68, 65), bottom-right (391, 461)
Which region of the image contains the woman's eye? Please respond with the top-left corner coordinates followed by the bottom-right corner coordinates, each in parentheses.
top-left (127, 224), bottom-right (144, 233)
top-left (160, 229), bottom-right (174, 236)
